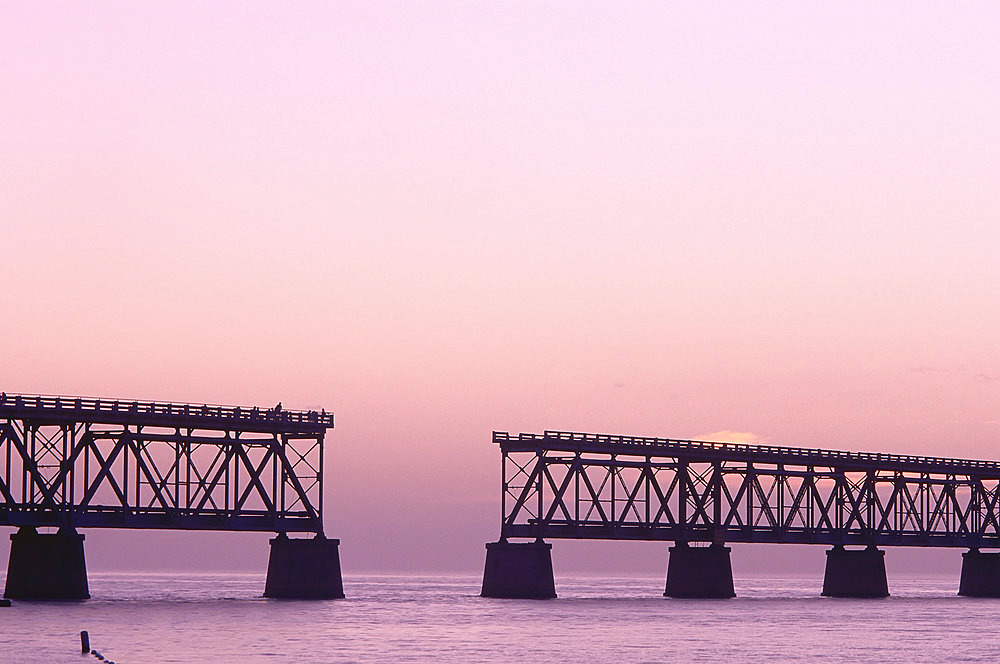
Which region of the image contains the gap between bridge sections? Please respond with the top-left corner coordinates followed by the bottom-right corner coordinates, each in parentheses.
top-left (0, 392), bottom-right (343, 601)
top-left (482, 430), bottom-right (1000, 599)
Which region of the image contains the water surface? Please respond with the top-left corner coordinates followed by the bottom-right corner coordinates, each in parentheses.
top-left (0, 572), bottom-right (996, 663)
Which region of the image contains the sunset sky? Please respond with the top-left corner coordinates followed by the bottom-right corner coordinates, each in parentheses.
top-left (2, 2), bottom-right (999, 575)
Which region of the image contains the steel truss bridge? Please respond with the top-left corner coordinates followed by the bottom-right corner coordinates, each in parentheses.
top-left (496, 430), bottom-right (1000, 548)
top-left (0, 393), bottom-right (333, 533)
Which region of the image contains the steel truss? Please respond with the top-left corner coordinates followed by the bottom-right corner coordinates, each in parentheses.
top-left (0, 393), bottom-right (331, 533)
top-left (497, 431), bottom-right (1000, 548)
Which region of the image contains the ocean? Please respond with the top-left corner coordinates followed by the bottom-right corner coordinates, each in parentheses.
top-left (1, 572), bottom-right (998, 663)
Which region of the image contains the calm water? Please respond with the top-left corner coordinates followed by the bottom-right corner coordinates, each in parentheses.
top-left (1, 572), bottom-right (998, 663)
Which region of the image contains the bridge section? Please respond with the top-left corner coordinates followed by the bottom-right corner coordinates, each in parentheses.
top-left (0, 393), bottom-right (342, 600)
top-left (483, 430), bottom-right (1000, 599)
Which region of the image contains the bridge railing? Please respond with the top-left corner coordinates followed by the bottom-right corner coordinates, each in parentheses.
top-left (0, 392), bottom-right (334, 427)
top-left (494, 430), bottom-right (1000, 473)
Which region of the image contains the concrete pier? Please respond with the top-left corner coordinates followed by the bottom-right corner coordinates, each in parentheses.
top-left (481, 540), bottom-right (556, 599)
top-left (264, 533), bottom-right (345, 599)
top-left (958, 549), bottom-right (1000, 597)
top-left (664, 542), bottom-right (735, 598)
top-left (822, 545), bottom-right (889, 598)
top-left (3, 527), bottom-right (90, 600)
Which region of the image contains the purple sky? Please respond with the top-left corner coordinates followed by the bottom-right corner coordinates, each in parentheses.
top-left (2, 2), bottom-right (999, 576)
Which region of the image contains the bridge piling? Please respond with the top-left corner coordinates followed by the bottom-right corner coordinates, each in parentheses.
top-left (481, 540), bottom-right (556, 599)
top-left (3, 527), bottom-right (90, 600)
top-left (821, 545), bottom-right (889, 598)
top-left (958, 549), bottom-right (1000, 597)
top-left (263, 532), bottom-right (345, 599)
top-left (663, 542), bottom-right (735, 598)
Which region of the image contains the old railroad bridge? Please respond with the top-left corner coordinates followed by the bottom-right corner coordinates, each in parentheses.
top-left (4, 392), bottom-right (1000, 601)
top-left (481, 430), bottom-right (1000, 598)
top-left (0, 392), bottom-right (339, 600)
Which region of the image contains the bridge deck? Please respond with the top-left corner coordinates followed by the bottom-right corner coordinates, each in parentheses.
top-left (0, 393), bottom-right (333, 434)
top-left (495, 430), bottom-right (1000, 476)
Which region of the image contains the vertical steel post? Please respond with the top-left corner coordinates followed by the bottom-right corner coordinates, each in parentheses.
top-left (610, 454), bottom-right (616, 530)
top-left (777, 464), bottom-right (785, 537)
top-left (867, 469), bottom-right (876, 544)
top-left (500, 448), bottom-right (508, 540)
top-left (272, 434), bottom-right (280, 531)
top-left (318, 431), bottom-right (325, 530)
top-left (536, 450), bottom-right (543, 540)
top-left (574, 452), bottom-right (580, 528)
top-left (713, 461), bottom-right (722, 531)
top-left (678, 461), bottom-right (688, 539)
top-left (122, 427), bottom-right (129, 515)
top-left (644, 458), bottom-right (651, 526)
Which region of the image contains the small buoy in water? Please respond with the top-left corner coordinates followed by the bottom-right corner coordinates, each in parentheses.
top-left (81, 630), bottom-right (90, 653)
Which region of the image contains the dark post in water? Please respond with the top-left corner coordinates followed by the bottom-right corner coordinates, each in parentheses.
top-left (264, 533), bottom-right (345, 599)
top-left (958, 549), bottom-right (1000, 597)
top-left (664, 542), bottom-right (736, 598)
top-left (3, 527), bottom-right (90, 600)
top-left (481, 540), bottom-right (557, 599)
top-left (821, 545), bottom-right (889, 598)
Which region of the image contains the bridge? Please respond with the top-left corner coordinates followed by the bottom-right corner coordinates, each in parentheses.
top-left (481, 430), bottom-right (1000, 599)
top-left (0, 392), bottom-right (341, 600)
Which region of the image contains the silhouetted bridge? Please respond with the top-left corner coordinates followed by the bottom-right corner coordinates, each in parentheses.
top-left (482, 430), bottom-right (1000, 599)
top-left (1, 392), bottom-right (342, 600)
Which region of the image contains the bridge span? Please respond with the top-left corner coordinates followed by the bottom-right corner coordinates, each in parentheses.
top-left (482, 430), bottom-right (1000, 599)
top-left (0, 392), bottom-right (341, 600)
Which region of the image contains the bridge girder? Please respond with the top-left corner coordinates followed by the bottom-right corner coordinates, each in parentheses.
top-left (0, 394), bottom-right (328, 533)
top-left (497, 431), bottom-right (1000, 548)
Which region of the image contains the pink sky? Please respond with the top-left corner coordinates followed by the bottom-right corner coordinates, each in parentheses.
top-left (2, 2), bottom-right (999, 575)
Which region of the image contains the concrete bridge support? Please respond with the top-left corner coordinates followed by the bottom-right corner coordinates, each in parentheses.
top-left (958, 549), bottom-right (1000, 597)
top-left (664, 542), bottom-right (735, 598)
top-left (3, 527), bottom-right (90, 600)
top-left (264, 533), bottom-right (344, 599)
top-left (822, 545), bottom-right (889, 598)
top-left (481, 540), bottom-right (556, 599)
